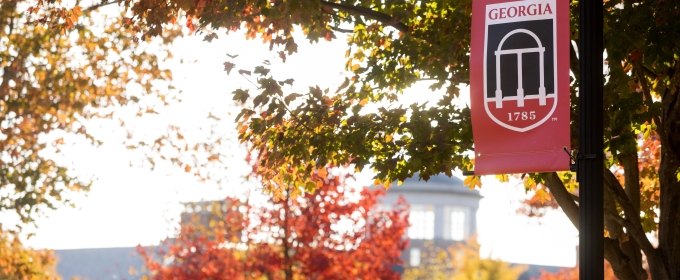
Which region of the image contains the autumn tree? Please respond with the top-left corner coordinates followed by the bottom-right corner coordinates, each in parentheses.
top-left (139, 167), bottom-right (410, 279)
top-left (0, 0), bottom-right (185, 230)
top-left (0, 0), bottom-right (235, 274)
top-left (403, 238), bottom-right (527, 280)
top-left (63, 0), bottom-right (680, 278)
top-left (0, 230), bottom-right (58, 279)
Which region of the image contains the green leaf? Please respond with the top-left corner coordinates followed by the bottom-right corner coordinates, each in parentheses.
top-left (232, 89), bottom-right (249, 103)
top-left (284, 93), bottom-right (302, 105)
top-left (254, 66), bottom-right (270, 76)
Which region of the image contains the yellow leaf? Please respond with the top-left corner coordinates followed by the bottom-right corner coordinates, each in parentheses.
top-left (495, 174), bottom-right (509, 183)
top-left (534, 189), bottom-right (551, 204)
top-left (464, 176), bottom-right (482, 190)
top-left (351, 64), bottom-right (361, 71)
top-left (359, 98), bottom-right (368, 107)
top-left (385, 134), bottom-right (393, 142)
top-left (373, 178), bottom-right (381, 186)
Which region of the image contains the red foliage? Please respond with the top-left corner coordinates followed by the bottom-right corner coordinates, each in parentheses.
top-left (139, 171), bottom-right (409, 279)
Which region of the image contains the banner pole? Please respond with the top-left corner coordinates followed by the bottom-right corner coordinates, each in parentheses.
top-left (578, 0), bottom-right (604, 278)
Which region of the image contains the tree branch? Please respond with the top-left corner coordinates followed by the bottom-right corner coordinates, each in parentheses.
top-left (604, 184), bottom-right (624, 238)
top-left (543, 172), bottom-right (579, 230)
top-left (570, 40), bottom-right (579, 80)
top-left (603, 237), bottom-right (642, 280)
top-left (320, 1), bottom-right (408, 33)
top-left (328, 25), bottom-right (354, 33)
top-left (84, 0), bottom-right (120, 12)
top-left (603, 169), bottom-right (654, 251)
top-left (604, 183), bottom-right (648, 279)
top-left (603, 168), bottom-right (670, 279)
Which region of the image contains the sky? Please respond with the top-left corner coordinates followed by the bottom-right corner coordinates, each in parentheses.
top-left (19, 25), bottom-right (577, 268)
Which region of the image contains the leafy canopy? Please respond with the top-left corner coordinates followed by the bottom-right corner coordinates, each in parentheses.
top-left (34, 0), bottom-right (680, 278)
top-left (0, 0), bottom-right (186, 228)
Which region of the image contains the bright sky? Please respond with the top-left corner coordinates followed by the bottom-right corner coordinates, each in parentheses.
top-left (19, 26), bottom-right (577, 267)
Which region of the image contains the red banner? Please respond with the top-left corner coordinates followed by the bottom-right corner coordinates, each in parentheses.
top-left (470, 0), bottom-right (570, 175)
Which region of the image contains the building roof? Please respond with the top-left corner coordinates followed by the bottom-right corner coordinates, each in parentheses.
top-left (55, 247), bottom-right (146, 280)
top-left (385, 173), bottom-right (482, 198)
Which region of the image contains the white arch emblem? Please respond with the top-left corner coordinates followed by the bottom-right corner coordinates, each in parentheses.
top-left (484, 28), bottom-right (557, 133)
top-left (492, 29), bottom-right (550, 108)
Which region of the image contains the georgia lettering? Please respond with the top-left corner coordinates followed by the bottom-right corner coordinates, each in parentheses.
top-left (488, 3), bottom-right (553, 20)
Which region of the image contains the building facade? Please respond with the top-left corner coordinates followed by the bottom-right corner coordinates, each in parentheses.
top-left (375, 173), bottom-right (482, 267)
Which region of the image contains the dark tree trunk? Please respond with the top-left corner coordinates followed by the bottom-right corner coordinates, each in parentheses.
top-left (658, 87), bottom-right (680, 280)
top-left (283, 190), bottom-right (293, 280)
top-left (620, 155), bottom-right (646, 279)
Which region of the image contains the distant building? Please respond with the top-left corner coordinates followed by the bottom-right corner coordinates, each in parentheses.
top-left (55, 247), bottom-right (146, 280)
top-left (54, 175), bottom-right (564, 279)
top-left (179, 200), bottom-right (236, 228)
top-left (374, 173), bottom-right (482, 267)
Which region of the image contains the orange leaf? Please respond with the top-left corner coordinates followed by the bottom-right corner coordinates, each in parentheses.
top-left (73, 5), bottom-right (82, 16)
top-left (318, 167), bottom-right (328, 179)
top-left (238, 125), bottom-right (248, 134)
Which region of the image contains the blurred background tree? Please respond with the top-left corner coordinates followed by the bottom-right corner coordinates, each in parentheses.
top-left (403, 237), bottom-right (527, 280)
top-left (0, 0), bottom-right (206, 276)
top-left (0, 230), bottom-right (58, 279)
top-left (139, 163), bottom-right (410, 279)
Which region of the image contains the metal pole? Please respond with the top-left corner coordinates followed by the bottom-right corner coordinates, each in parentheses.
top-left (578, 0), bottom-right (604, 278)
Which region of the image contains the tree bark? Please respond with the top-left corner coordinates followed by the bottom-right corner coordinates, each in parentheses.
top-left (283, 189), bottom-right (293, 280)
top-left (620, 154), bottom-right (646, 279)
top-left (658, 83), bottom-right (680, 280)
top-left (603, 169), bottom-right (669, 280)
top-left (544, 171), bottom-right (651, 280)
top-left (320, 1), bottom-right (409, 33)
top-left (604, 237), bottom-right (641, 280)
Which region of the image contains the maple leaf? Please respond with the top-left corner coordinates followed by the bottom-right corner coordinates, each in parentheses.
top-left (324, 30), bottom-right (337, 41)
top-left (630, 49), bottom-right (643, 62)
top-left (223, 62), bottom-right (235, 74)
top-left (254, 66), bottom-right (270, 76)
top-left (73, 5), bottom-right (82, 16)
top-left (203, 33), bottom-right (219, 42)
top-left (463, 176), bottom-right (482, 190)
top-left (317, 167), bottom-right (328, 179)
top-left (278, 78), bottom-right (294, 86)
